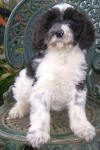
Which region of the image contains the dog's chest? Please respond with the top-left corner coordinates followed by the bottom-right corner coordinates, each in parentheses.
top-left (35, 48), bottom-right (87, 110)
top-left (36, 48), bottom-right (86, 83)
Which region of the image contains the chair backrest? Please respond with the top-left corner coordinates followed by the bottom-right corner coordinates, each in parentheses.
top-left (4, 0), bottom-right (100, 100)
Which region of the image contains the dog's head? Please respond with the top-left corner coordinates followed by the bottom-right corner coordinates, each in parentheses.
top-left (32, 3), bottom-right (95, 51)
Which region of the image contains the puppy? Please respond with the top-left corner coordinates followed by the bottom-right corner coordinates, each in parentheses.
top-left (8, 3), bottom-right (96, 148)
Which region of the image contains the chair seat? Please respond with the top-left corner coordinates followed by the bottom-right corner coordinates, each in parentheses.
top-left (0, 99), bottom-right (99, 147)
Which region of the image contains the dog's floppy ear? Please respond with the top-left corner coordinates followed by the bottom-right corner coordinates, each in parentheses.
top-left (32, 13), bottom-right (48, 51)
top-left (78, 12), bottom-right (95, 49)
top-left (32, 8), bottom-right (59, 51)
top-left (64, 8), bottom-right (95, 50)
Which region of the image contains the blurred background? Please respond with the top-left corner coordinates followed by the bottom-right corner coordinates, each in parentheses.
top-left (0, 0), bottom-right (22, 105)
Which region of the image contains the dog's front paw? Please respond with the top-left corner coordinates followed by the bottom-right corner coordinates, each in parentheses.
top-left (71, 121), bottom-right (96, 141)
top-left (8, 106), bottom-right (25, 119)
top-left (27, 130), bottom-right (50, 148)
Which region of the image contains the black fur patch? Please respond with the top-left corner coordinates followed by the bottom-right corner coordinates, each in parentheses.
top-left (26, 60), bottom-right (35, 78)
top-left (32, 8), bottom-right (61, 50)
top-left (26, 58), bottom-right (36, 78)
top-left (64, 8), bottom-right (95, 49)
top-left (76, 80), bottom-right (86, 90)
top-left (26, 56), bottom-right (42, 80)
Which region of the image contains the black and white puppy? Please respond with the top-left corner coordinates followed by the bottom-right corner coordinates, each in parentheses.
top-left (8, 3), bottom-right (96, 148)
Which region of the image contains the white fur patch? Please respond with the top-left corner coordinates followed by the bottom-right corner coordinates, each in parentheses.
top-left (53, 3), bottom-right (73, 12)
top-left (27, 130), bottom-right (50, 148)
top-left (8, 69), bottom-right (34, 119)
top-left (48, 24), bottom-right (73, 50)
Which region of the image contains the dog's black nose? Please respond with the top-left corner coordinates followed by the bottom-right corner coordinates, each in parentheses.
top-left (55, 30), bottom-right (64, 38)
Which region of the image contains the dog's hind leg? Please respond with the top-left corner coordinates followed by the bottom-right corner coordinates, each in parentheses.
top-left (8, 69), bottom-right (34, 119)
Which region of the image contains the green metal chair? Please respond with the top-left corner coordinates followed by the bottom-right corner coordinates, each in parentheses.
top-left (0, 0), bottom-right (100, 149)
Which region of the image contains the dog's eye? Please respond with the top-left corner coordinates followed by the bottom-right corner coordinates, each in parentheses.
top-left (66, 20), bottom-right (73, 25)
top-left (63, 19), bottom-right (74, 25)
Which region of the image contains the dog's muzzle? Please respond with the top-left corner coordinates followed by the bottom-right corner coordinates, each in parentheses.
top-left (55, 29), bottom-right (64, 38)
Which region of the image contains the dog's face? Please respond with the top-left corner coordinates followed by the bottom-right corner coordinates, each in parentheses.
top-left (46, 21), bottom-right (74, 49)
top-left (33, 3), bottom-right (95, 51)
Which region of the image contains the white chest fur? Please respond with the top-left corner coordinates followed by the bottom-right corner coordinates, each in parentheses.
top-left (35, 45), bottom-right (87, 111)
top-left (37, 45), bottom-right (86, 82)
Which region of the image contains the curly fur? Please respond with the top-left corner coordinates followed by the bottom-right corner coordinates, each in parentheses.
top-left (8, 3), bottom-right (96, 148)
top-left (33, 6), bottom-right (95, 51)
top-left (32, 8), bottom-right (61, 50)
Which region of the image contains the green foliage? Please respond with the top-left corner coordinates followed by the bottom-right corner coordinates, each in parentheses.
top-left (0, 46), bottom-right (19, 103)
top-left (0, 0), bottom-right (3, 6)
